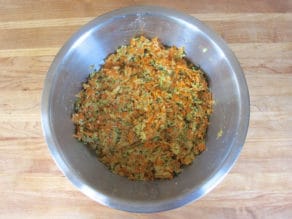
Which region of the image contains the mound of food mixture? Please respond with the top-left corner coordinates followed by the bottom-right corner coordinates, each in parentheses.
top-left (72, 36), bottom-right (213, 180)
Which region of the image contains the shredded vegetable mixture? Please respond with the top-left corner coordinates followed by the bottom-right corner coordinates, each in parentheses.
top-left (72, 36), bottom-right (213, 180)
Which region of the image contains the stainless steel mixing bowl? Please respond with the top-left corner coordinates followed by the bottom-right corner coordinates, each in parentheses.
top-left (42, 6), bottom-right (249, 212)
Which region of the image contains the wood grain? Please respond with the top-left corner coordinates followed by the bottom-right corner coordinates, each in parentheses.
top-left (0, 0), bottom-right (291, 218)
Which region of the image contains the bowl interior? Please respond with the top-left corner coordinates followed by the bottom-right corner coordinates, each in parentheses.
top-left (42, 7), bottom-right (249, 212)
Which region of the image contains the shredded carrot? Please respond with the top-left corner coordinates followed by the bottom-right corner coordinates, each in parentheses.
top-left (72, 36), bottom-right (213, 180)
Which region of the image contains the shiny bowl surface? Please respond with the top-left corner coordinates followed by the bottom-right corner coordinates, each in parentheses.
top-left (42, 6), bottom-right (249, 213)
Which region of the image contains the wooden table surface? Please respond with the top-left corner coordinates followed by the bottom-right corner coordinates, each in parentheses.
top-left (0, 0), bottom-right (291, 218)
